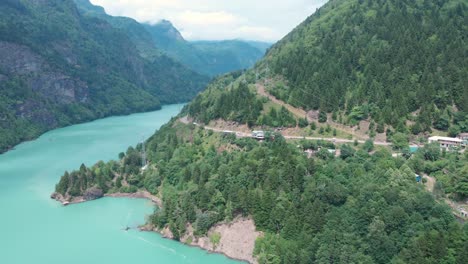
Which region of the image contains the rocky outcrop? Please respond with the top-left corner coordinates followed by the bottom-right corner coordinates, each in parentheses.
top-left (187, 218), bottom-right (261, 264)
top-left (0, 0), bottom-right (207, 153)
top-left (0, 41), bottom-right (89, 105)
top-left (147, 218), bottom-right (261, 264)
top-left (50, 192), bottom-right (85, 205)
top-left (83, 187), bottom-right (104, 201)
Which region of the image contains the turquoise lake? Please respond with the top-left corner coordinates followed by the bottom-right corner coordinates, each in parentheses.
top-left (0, 104), bottom-right (241, 264)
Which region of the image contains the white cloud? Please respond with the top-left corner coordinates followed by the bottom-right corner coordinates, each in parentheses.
top-left (176, 11), bottom-right (244, 26)
top-left (90, 0), bottom-right (328, 42)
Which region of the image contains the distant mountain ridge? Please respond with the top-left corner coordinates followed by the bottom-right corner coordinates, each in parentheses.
top-left (0, 0), bottom-right (208, 152)
top-left (74, 0), bottom-right (271, 76)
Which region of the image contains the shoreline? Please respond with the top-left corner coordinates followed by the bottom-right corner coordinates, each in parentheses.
top-left (51, 191), bottom-right (257, 263)
top-left (0, 102), bottom-right (184, 156)
top-left (139, 219), bottom-right (258, 264)
top-left (104, 191), bottom-right (162, 207)
top-left (51, 190), bottom-right (162, 207)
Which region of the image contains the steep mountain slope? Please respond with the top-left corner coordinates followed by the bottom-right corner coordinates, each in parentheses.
top-left (74, 0), bottom-right (270, 77)
top-left (188, 0), bottom-right (467, 141)
top-left (263, 0), bottom-right (467, 133)
top-left (73, 0), bottom-right (161, 60)
top-left (0, 0), bottom-right (207, 152)
top-left (145, 22), bottom-right (270, 76)
top-left (191, 40), bottom-right (269, 75)
top-left (54, 0), bottom-right (468, 263)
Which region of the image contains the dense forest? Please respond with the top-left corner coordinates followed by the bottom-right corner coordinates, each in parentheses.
top-left (52, 0), bottom-right (468, 263)
top-left (263, 0), bottom-right (467, 133)
top-left (56, 120), bottom-right (468, 263)
top-left (187, 72), bottom-right (299, 128)
top-left (0, 0), bottom-right (208, 152)
top-left (74, 0), bottom-right (271, 77)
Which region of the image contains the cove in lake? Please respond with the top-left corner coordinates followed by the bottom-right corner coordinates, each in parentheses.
top-left (0, 104), bottom-right (242, 264)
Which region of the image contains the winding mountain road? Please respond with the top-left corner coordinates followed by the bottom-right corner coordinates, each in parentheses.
top-left (180, 116), bottom-right (392, 146)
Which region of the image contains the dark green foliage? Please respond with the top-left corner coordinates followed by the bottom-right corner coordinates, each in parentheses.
top-left (363, 139), bottom-right (374, 152)
top-left (51, 1), bottom-right (468, 263)
top-left (318, 111), bottom-right (327, 123)
top-left (57, 117), bottom-right (468, 264)
top-left (138, 123), bottom-right (466, 263)
top-left (421, 143), bottom-right (442, 162)
top-left (188, 76), bottom-right (263, 126)
top-left (54, 146), bottom-right (143, 196)
top-left (259, 106), bottom-right (296, 128)
top-left (391, 132), bottom-right (409, 150)
top-left (434, 110), bottom-right (451, 131)
top-left (265, 0), bottom-right (467, 130)
top-left (298, 118), bottom-right (309, 128)
top-left (310, 122), bottom-right (317, 130)
top-left (0, 0), bottom-right (208, 153)
top-left (340, 144), bottom-right (355, 159)
top-left (448, 125), bottom-right (461, 137)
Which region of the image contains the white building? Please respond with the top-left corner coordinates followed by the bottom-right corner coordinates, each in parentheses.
top-left (428, 136), bottom-right (463, 150)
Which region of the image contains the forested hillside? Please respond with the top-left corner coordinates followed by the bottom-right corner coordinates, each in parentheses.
top-left (52, 0), bottom-right (468, 263)
top-left (187, 72), bottom-right (298, 128)
top-left (55, 119), bottom-right (468, 263)
top-left (73, 0), bottom-right (270, 77)
top-left (0, 0), bottom-right (207, 152)
top-left (264, 0), bottom-right (467, 133)
top-left (143, 22), bottom-right (271, 77)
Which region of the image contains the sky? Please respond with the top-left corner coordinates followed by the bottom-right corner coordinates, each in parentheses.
top-left (90, 0), bottom-right (328, 42)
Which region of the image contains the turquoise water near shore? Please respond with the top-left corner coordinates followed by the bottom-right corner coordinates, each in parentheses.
top-left (0, 104), bottom-right (241, 264)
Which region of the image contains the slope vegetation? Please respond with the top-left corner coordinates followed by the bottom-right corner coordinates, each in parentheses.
top-left (264, 0), bottom-right (467, 133)
top-left (53, 0), bottom-right (468, 263)
top-left (0, 0), bottom-right (207, 152)
top-left (74, 0), bottom-right (270, 77)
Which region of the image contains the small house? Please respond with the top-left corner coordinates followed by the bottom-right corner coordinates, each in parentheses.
top-left (428, 136), bottom-right (463, 151)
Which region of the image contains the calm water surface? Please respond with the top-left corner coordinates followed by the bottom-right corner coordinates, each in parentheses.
top-left (0, 104), bottom-right (241, 264)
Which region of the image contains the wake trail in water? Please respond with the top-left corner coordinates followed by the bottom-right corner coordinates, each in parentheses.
top-left (133, 235), bottom-right (189, 261)
top-left (136, 236), bottom-right (177, 253)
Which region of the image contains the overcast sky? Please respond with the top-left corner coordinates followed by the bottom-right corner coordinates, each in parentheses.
top-left (91, 0), bottom-right (328, 42)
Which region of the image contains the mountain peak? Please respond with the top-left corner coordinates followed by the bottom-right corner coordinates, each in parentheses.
top-left (73, 0), bottom-right (106, 15)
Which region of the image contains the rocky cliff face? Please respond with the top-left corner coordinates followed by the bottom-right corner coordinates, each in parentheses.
top-left (0, 0), bottom-right (207, 152)
top-left (0, 41), bottom-right (89, 128)
top-left (0, 41), bottom-right (89, 104)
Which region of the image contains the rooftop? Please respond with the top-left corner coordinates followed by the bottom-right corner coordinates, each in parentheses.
top-left (428, 136), bottom-right (463, 143)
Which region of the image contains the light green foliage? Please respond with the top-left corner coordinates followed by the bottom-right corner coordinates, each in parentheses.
top-left (391, 132), bottom-right (409, 150)
top-left (209, 232), bottom-right (221, 247)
